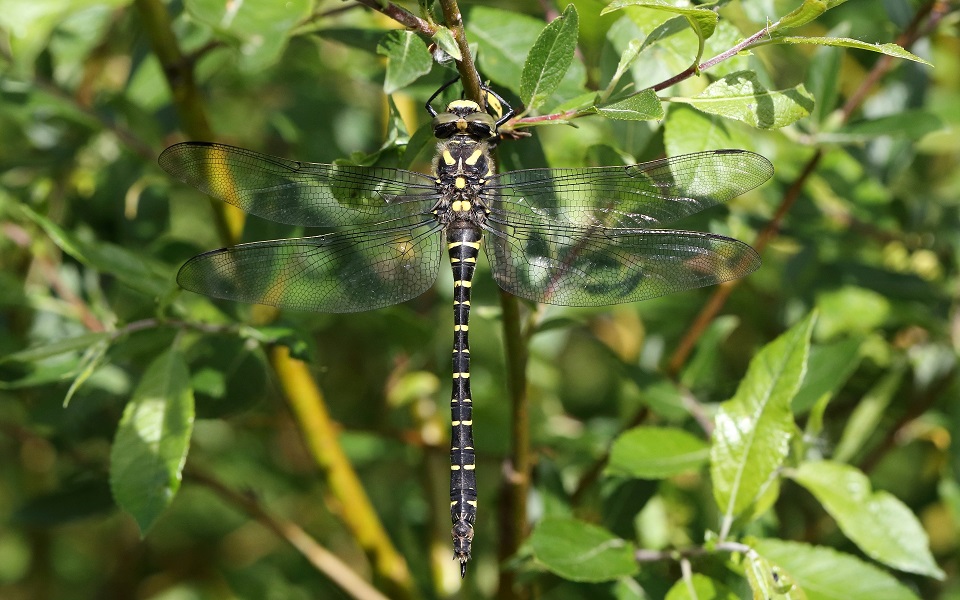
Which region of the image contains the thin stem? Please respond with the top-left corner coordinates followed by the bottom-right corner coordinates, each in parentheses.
top-left (352, 0), bottom-right (437, 35)
top-left (437, 0), bottom-right (483, 104)
top-left (635, 541), bottom-right (751, 563)
top-left (135, 0), bottom-right (245, 247)
top-left (665, 0), bottom-right (940, 376)
top-left (269, 346), bottom-right (415, 599)
top-left (189, 468), bottom-right (392, 600)
top-left (496, 288), bottom-right (530, 600)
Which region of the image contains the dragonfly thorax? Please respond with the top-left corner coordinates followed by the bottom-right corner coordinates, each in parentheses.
top-left (432, 132), bottom-right (494, 226)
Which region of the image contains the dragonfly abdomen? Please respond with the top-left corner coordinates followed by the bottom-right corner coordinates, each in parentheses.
top-left (447, 225), bottom-right (482, 577)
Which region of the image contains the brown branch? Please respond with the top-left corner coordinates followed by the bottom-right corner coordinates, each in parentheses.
top-left (352, 0), bottom-right (437, 35)
top-left (665, 1), bottom-right (942, 377)
top-left (134, 0), bottom-right (245, 247)
top-left (268, 346), bottom-right (415, 598)
top-left (188, 468), bottom-right (392, 600)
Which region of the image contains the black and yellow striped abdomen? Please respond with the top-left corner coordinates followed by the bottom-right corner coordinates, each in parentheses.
top-left (447, 225), bottom-right (481, 576)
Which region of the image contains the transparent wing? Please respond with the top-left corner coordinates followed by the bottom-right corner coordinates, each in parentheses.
top-left (159, 142), bottom-right (439, 227)
top-left (484, 150), bottom-right (773, 229)
top-left (178, 219), bottom-right (443, 312)
top-left (483, 220), bottom-right (760, 306)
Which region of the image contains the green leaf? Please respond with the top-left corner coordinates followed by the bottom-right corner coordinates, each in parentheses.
top-left (594, 89), bottom-right (664, 121)
top-left (606, 426), bottom-right (709, 479)
top-left (791, 337), bottom-right (863, 413)
top-left (520, 5), bottom-right (579, 110)
top-left (468, 7), bottom-right (544, 94)
top-left (753, 539), bottom-right (922, 600)
top-left (0, 332), bottom-right (111, 364)
top-left (664, 105), bottom-right (742, 156)
top-left (789, 461), bottom-right (945, 579)
top-left (601, 0), bottom-right (718, 40)
top-left (18, 205), bottom-right (173, 297)
top-left (768, 36), bottom-right (931, 66)
top-left (63, 338), bottom-right (110, 407)
top-left (744, 548), bottom-right (808, 599)
top-left (530, 518), bottom-right (637, 582)
top-left (835, 110), bottom-right (944, 141)
top-left (815, 286), bottom-right (890, 339)
top-left (110, 349), bottom-right (195, 535)
top-left (833, 365), bottom-right (904, 462)
top-left (665, 573), bottom-right (739, 600)
top-left (185, 0), bottom-right (311, 70)
top-left (377, 31), bottom-right (433, 94)
top-left (711, 312), bottom-right (816, 533)
top-left (678, 71), bottom-right (815, 129)
top-left (431, 26), bottom-right (462, 61)
top-left (601, 0), bottom-right (716, 65)
top-left (770, 0), bottom-right (832, 33)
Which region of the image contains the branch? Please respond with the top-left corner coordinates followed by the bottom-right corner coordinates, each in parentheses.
top-left (269, 346), bottom-right (415, 598)
top-left (188, 468), bottom-right (392, 600)
top-left (665, 1), bottom-right (941, 376)
top-left (134, 0), bottom-right (245, 247)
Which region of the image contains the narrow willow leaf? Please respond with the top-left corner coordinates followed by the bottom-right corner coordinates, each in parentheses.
top-left (791, 337), bottom-right (863, 413)
top-left (530, 518), bottom-right (637, 582)
top-left (770, 0), bottom-right (829, 33)
top-left (594, 89), bottom-right (664, 121)
top-left (606, 426), bottom-right (709, 479)
top-left (770, 37), bottom-right (931, 66)
top-left (836, 110), bottom-right (943, 141)
top-left (63, 338), bottom-right (110, 407)
top-left (789, 461), bottom-right (945, 579)
top-left (377, 30), bottom-right (432, 94)
top-left (833, 365), bottom-right (904, 462)
top-left (601, 0), bottom-right (719, 37)
top-left (18, 205), bottom-right (172, 297)
top-left (0, 332), bottom-right (111, 364)
top-left (110, 350), bottom-right (195, 535)
top-left (665, 573), bottom-right (739, 600)
top-left (609, 39), bottom-right (643, 91)
top-left (711, 312), bottom-right (816, 534)
top-left (520, 5), bottom-right (579, 110)
top-left (753, 539), bottom-right (922, 600)
top-left (678, 71), bottom-right (815, 129)
top-left (431, 26), bottom-right (462, 61)
top-left (744, 548), bottom-right (808, 599)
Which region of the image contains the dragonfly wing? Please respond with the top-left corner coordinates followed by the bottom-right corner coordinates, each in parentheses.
top-left (178, 220), bottom-right (444, 312)
top-left (483, 220), bottom-right (760, 306)
top-left (159, 142), bottom-right (438, 227)
top-left (486, 150), bottom-right (772, 229)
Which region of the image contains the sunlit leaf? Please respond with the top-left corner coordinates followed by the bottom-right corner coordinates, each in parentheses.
top-left (530, 518), bottom-right (638, 582)
top-left (606, 426), bottom-right (709, 479)
top-left (110, 349), bottom-right (195, 535)
top-left (521, 5), bottom-right (579, 110)
top-left (377, 30), bottom-right (432, 94)
top-left (789, 461), bottom-right (945, 579)
top-left (677, 71), bottom-right (815, 129)
top-left (753, 538), bottom-right (922, 600)
top-left (711, 312), bottom-right (816, 531)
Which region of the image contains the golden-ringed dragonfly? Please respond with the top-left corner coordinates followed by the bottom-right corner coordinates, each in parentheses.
top-left (159, 78), bottom-right (773, 578)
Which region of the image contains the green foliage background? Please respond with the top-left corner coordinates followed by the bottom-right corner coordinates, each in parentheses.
top-left (0, 0), bottom-right (957, 598)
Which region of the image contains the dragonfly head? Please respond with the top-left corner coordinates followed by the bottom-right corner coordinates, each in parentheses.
top-left (433, 100), bottom-right (498, 141)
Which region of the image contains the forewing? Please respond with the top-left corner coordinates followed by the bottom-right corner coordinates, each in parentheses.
top-left (178, 220), bottom-right (443, 312)
top-left (483, 220), bottom-right (760, 306)
top-left (159, 142), bottom-right (438, 227)
top-left (485, 150), bottom-right (773, 229)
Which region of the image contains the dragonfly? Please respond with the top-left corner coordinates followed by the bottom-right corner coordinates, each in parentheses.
top-left (159, 79), bottom-right (773, 577)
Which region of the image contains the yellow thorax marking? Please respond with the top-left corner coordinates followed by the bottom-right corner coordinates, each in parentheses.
top-left (455, 177), bottom-right (466, 189)
top-left (465, 148), bottom-right (483, 166)
top-left (442, 149), bottom-right (456, 165)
